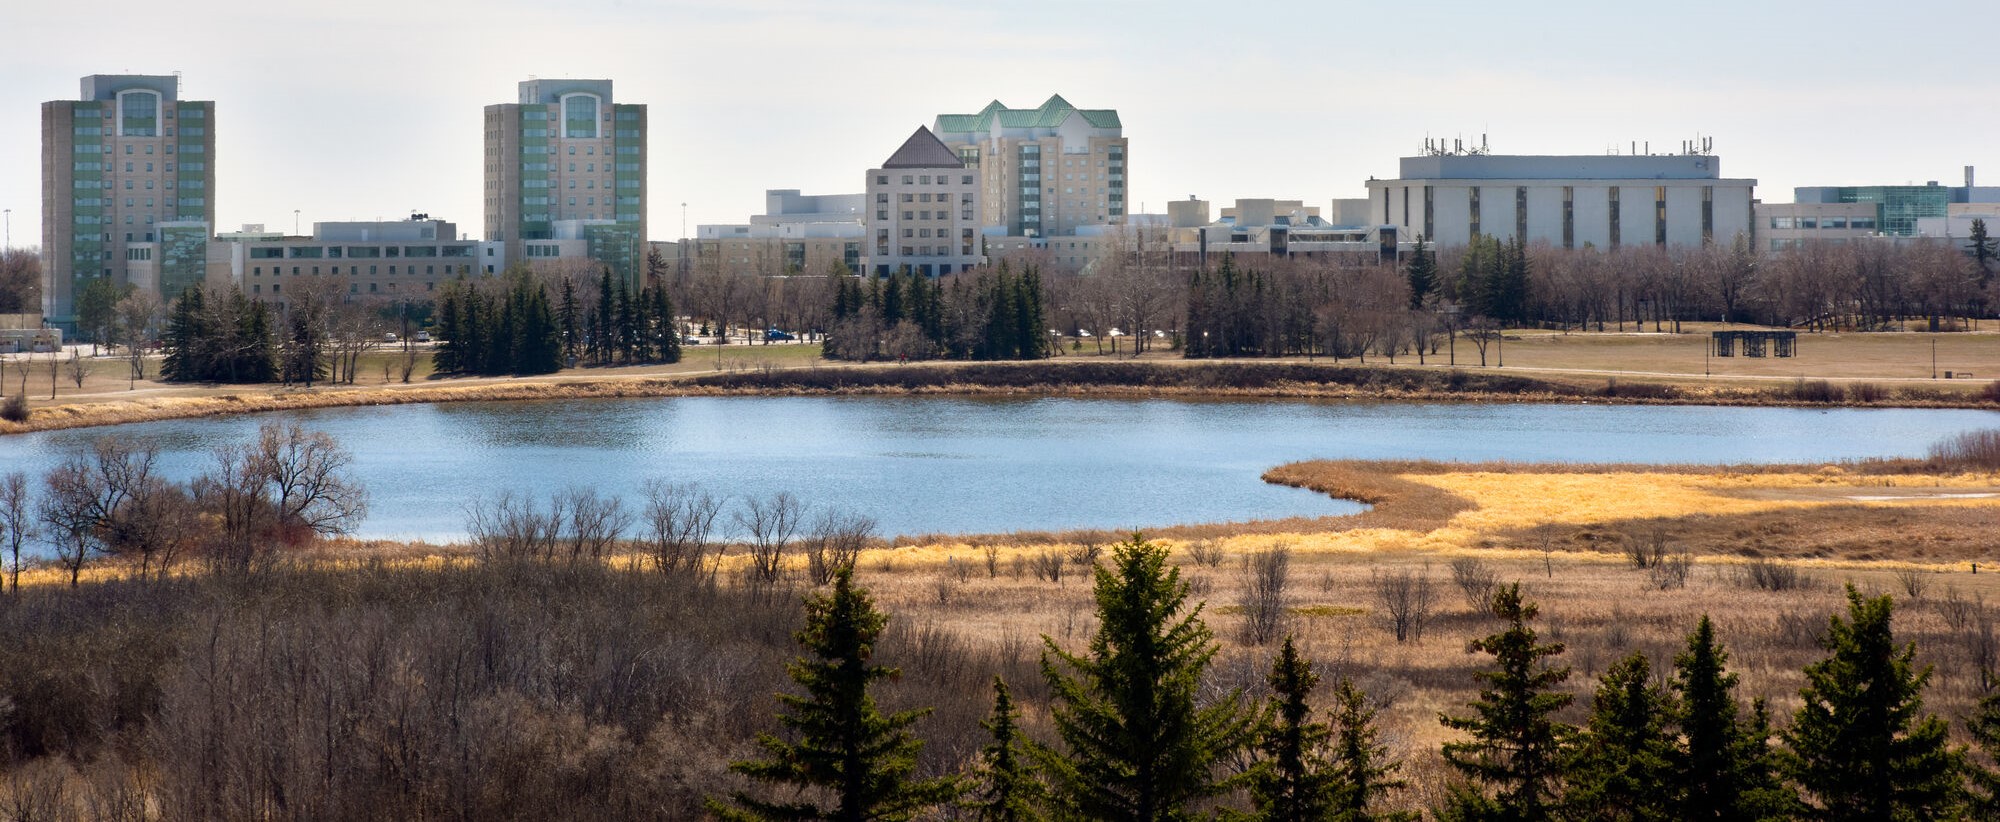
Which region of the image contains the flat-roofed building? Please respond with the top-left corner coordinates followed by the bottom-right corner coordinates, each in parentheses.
top-left (1364, 150), bottom-right (1756, 249)
top-left (41, 74), bottom-right (215, 325)
top-left (213, 217), bottom-right (487, 310)
top-left (1754, 202), bottom-right (1878, 253)
top-left (694, 189), bottom-right (864, 276)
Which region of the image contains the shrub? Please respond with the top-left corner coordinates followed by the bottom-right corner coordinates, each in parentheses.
top-left (1789, 378), bottom-right (1843, 403)
top-left (1849, 382), bottom-right (1889, 403)
top-left (0, 393), bottom-right (25, 423)
top-left (1734, 558), bottom-right (1815, 592)
top-left (1928, 428), bottom-right (2000, 470)
top-left (1448, 557), bottom-right (1499, 613)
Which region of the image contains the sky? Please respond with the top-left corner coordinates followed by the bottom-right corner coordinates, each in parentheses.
top-left (2, 0), bottom-right (1998, 250)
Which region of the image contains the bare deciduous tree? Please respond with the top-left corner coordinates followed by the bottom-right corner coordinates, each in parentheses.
top-left (0, 472), bottom-right (31, 593)
top-left (1448, 556), bottom-right (1499, 613)
top-left (803, 508), bottom-right (876, 586)
top-left (640, 480), bottom-right (724, 581)
top-left (557, 487), bottom-right (629, 566)
top-left (38, 439), bottom-right (158, 586)
top-left (735, 492), bottom-right (802, 586)
top-left (1238, 543), bottom-right (1292, 646)
top-left (1374, 566), bottom-right (1435, 643)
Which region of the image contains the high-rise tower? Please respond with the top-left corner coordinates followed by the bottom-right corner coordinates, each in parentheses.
top-left (483, 79), bottom-right (646, 286)
top-left (42, 74), bottom-right (215, 325)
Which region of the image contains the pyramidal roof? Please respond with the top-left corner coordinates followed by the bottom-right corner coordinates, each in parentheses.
top-left (881, 126), bottom-right (964, 169)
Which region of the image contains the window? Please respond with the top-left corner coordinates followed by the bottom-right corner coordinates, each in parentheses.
top-left (877, 210), bottom-right (888, 220)
top-left (902, 175), bottom-right (913, 185)
top-left (919, 175), bottom-right (931, 184)
top-left (903, 211), bottom-right (913, 220)
top-left (876, 175), bottom-right (888, 185)
top-left (901, 193), bottom-right (913, 203)
top-left (962, 175), bottom-right (973, 185)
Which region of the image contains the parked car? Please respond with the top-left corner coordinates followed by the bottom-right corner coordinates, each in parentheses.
top-left (764, 329), bottom-right (796, 341)
top-left (383, 332), bottom-right (399, 342)
top-left (684, 336), bottom-right (702, 345)
top-left (415, 331), bottom-right (432, 343)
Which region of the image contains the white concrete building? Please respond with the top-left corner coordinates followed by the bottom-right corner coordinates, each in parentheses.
top-left (1364, 152), bottom-right (1756, 249)
top-left (862, 127), bottom-right (983, 277)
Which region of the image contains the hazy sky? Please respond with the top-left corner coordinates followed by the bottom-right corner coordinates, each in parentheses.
top-left (3, 0), bottom-right (1998, 249)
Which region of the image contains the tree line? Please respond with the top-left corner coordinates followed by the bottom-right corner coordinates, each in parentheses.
top-left (711, 535), bottom-right (1996, 821)
top-left (158, 281), bottom-right (422, 386)
top-left (824, 263), bottom-right (1052, 361)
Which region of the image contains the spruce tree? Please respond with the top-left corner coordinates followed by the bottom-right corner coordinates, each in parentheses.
top-left (160, 287), bottom-right (208, 382)
top-left (1670, 615), bottom-right (1794, 820)
top-left (1566, 652), bottom-right (1675, 822)
top-left (1252, 637), bottom-right (1338, 820)
top-left (1034, 533), bottom-right (1261, 821)
top-left (1967, 683), bottom-right (2000, 817)
top-left (595, 268), bottom-right (615, 365)
top-left (971, 676), bottom-right (1043, 822)
top-left (1783, 585), bottom-right (1962, 820)
top-left (1405, 235), bottom-right (1437, 311)
top-left (1326, 676), bottom-right (1412, 822)
top-left (712, 567), bottom-right (959, 821)
top-left (433, 282), bottom-right (463, 374)
top-left (653, 283), bottom-right (682, 363)
top-left (558, 275), bottom-right (579, 365)
top-left (1436, 583), bottom-right (1574, 822)
top-left (1969, 217), bottom-right (1996, 287)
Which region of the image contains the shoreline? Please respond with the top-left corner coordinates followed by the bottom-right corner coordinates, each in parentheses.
top-left (2, 359), bottom-right (1996, 437)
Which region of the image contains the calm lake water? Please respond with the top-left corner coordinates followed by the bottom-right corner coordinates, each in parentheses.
top-left (0, 397), bottom-right (1995, 541)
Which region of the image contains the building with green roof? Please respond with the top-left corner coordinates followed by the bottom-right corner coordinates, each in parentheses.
top-left (930, 95), bottom-right (1125, 238)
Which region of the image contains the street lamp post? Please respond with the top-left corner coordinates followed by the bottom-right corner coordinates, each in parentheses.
top-left (3, 208), bottom-right (10, 248)
top-left (293, 209), bottom-right (300, 236)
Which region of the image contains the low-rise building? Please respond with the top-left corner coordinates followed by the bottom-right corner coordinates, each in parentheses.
top-left (211, 217), bottom-right (491, 309)
top-left (1754, 202), bottom-right (1878, 252)
top-left (1364, 146), bottom-right (1756, 249)
top-left (694, 189), bottom-right (865, 276)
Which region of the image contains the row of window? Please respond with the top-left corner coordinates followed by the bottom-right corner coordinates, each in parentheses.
top-left (251, 281), bottom-right (437, 296)
top-left (249, 245), bottom-right (473, 260)
top-left (1769, 216), bottom-right (1876, 230)
top-left (875, 174), bottom-right (976, 186)
top-left (252, 264), bottom-right (466, 277)
top-left (893, 227), bottom-right (977, 239)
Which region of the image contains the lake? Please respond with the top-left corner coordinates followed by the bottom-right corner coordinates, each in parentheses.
top-left (0, 397), bottom-right (1994, 541)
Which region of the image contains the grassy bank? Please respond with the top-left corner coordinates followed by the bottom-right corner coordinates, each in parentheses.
top-left (7, 349), bottom-right (1998, 437)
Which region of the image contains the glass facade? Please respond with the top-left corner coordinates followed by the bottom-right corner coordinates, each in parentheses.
top-left (1828, 187), bottom-right (1948, 237)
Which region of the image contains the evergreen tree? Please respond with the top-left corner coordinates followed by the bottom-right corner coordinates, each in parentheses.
top-left (1326, 676), bottom-right (1412, 822)
top-left (1969, 217), bottom-right (1996, 287)
top-left (433, 281), bottom-right (464, 373)
top-left (558, 275), bottom-right (580, 365)
top-left (160, 287), bottom-right (209, 382)
top-left (1670, 615), bottom-right (1794, 821)
top-left (1406, 235), bottom-right (1437, 311)
top-left (595, 268), bottom-right (615, 365)
top-left (236, 297), bottom-right (276, 383)
top-left (615, 278), bottom-right (637, 363)
top-left (1252, 637), bottom-right (1338, 821)
top-left (1436, 583), bottom-right (1574, 822)
top-left (1783, 585), bottom-right (1963, 820)
top-left (1033, 533), bottom-right (1261, 821)
top-left (1967, 683), bottom-right (2000, 817)
top-left (711, 567), bottom-right (959, 821)
top-left (652, 282), bottom-right (682, 364)
top-left (1566, 652), bottom-right (1675, 822)
top-left (515, 281), bottom-right (562, 374)
top-left (970, 676), bottom-right (1044, 822)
